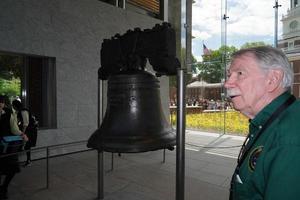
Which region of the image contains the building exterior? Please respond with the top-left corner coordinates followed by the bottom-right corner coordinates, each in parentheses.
top-left (278, 0), bottom-right (300, 98)
top-left (0, 0), bottom-right (176, 154)
top-left (186, 81), bottom-right (222, 102)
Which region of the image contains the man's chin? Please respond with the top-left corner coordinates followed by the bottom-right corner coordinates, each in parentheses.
top-left (232, 105), bottom-right (252, 118)
top-left (231, 100), bottom-right (243, 111)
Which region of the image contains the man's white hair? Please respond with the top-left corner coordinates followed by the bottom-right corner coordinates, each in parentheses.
top-left (231, 46), bottom-right (293, 89)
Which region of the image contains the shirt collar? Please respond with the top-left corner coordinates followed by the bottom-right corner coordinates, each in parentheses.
top-left (250, 91), bottom-right (292, 129)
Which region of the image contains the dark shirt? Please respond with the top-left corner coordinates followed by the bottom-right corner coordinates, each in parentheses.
top-left (231, 92), bottom-right (300, 199)
top-left (0, 108), bottom-right (12, 137)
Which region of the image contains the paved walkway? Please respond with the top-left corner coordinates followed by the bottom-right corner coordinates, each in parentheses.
top-left (7, 130), bottom-right (245, 200)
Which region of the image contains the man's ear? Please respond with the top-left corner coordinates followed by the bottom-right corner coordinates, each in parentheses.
top-left (266, 69), bottom-right (284, 92)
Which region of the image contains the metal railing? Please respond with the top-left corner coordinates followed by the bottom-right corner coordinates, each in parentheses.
top-left (0, 140), bottom-right (93, 189)
top-left (0, 140), bottom-right (167, 194)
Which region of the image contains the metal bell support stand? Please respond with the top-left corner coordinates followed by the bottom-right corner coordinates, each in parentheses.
top-left (96, 70), bottom-right (186, 200)
top-left (95, 21), bottom-right (188, 199)
top-left (97, 77), bottom-right (104, 199)
top-left (176, 68), bottom-right (186, 200)
top-left (176, 0), bottom-right (191, 198)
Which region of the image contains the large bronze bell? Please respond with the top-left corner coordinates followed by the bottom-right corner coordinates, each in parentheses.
top-left (87, 70), bottom-right (176, 153)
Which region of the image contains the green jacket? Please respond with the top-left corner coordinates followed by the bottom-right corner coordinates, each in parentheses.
top-left (230, 92), bottom-right (300, 200)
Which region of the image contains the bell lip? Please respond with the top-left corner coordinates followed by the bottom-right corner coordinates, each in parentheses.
top-left (87, 130), bottom-right (176, 153)
top-left (89, 141), bottom-right (176, 153)
top-left (102, 142), bottom-right (176, 153)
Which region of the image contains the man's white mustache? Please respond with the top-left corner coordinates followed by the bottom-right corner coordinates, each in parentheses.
top-left (226, 89), bottom-right (241, 98)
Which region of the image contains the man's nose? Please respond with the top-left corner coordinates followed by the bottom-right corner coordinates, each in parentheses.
top-left (224, 81), bottom-right (230, 89)
top-left (224, 76), bottom-right (234, 88)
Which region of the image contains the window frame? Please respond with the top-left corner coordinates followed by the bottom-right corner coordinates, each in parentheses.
top-left (0, 51), bottom-right (57, 129)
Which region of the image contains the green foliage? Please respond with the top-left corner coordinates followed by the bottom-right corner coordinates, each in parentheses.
top-left (0, 77), bottom-right (21, 97)
top-left (240, 41), bottom-right (268, 49)
top-left (170, 41), bottom-right (268, 86)
top-left (195, 45), bottom-right (238, 83)
top-left (0, 54), bottom-right (22, 97)
top-left (0, 54), bottom-right (22, 79)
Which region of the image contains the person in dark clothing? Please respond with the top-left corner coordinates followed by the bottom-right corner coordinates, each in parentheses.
top-left (12, 100), bottom-right (37, 167)
top-left (0, 95), bottom-right (27, 199)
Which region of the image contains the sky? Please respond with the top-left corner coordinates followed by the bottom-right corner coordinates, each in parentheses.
top-left (191, 0), bottom-right (290, 61)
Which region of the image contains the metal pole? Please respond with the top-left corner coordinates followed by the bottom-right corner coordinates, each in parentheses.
top-left (122, 0), bottom-right (125, 9)
top-left (185, 0), bottom-right (192, 74)
top-left (169, 0), bottom-right (187, 198)
top-left (97, 150), bottom-right (104, 199)
top-left (176, 68), bottom-right (186, 200)
top-left (162, 148), bottom-right (166, 163)
top-left (46, 147), bottom-right (49, 189)
top-left (111, 153), bottom-right (114, 171)
top-left (221, 0), bottom-right (229, 136)
top-left (97, 78), bottom-right (104, 199)
top-left (273, 0), bottom-right (281, 48)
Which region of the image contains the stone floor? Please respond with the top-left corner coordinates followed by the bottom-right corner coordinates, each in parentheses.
top-left (6, 130), bottom-right (244, 200)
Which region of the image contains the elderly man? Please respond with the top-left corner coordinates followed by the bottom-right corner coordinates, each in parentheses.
top-left (225, 46), bottom-right (300, 200)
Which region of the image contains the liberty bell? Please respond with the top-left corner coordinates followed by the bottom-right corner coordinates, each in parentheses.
top-left (88, 70), bottom-right (176, 153)
top-left (87, 22), bottom-right (180, 153)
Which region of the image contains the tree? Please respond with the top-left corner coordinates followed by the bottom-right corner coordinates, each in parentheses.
top-left (195, 45), bottom-right (238, 83)
top-left (0, 54), bottom-right (22, 97)
top-left (0, 78), bottom-right (21, 97)
top-left (0, 54), bottom-right (22, 79)
top-left (240, 41), bottom-right (268, 49)
top-left (191, 42), bottom-right (268, 83)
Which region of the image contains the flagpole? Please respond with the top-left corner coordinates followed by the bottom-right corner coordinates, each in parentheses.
top-left (221, 0), bottom-right (229, 136)
top-left (273, 0), bottom-right (281, 48)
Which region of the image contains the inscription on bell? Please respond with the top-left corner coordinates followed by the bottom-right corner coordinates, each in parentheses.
top-left (108, 94), bottom-right (125, 106)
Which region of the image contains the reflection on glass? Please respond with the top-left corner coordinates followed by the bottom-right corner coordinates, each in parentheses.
top-left (0, 52), bottom-right (56, 129)
top-left (0, 54), bottom-right (22, 101)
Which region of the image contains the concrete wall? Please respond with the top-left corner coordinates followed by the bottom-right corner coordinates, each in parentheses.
top-left (0, 0), bottom-right (171, 151)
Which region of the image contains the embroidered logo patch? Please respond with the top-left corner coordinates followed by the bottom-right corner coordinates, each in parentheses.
top-left (248, 146), bottom-right (264, 172)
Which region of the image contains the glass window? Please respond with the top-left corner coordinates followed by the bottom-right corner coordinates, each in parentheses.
top-left (171, 0), bottom-right (292, 136)
top-left (0, 52), bottom-right (56, 129)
